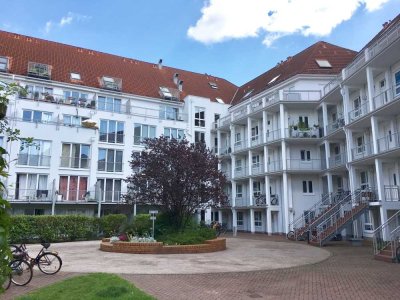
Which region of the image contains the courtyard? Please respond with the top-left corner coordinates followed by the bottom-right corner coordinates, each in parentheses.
top-left (3, 234), bottom-right (400, 300)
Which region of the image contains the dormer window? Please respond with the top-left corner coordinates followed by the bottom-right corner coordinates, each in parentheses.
top-left (315, 59), bottom-right (332, 68)
top-left (100, 76), bottom-right (122, 91)
top-left (243, 89), bottom-right (254, 98)
top-left (216, 98), bottom-right (224, 104)
top-left (27, 62), bottom-right (51, 79)
top-left (70, 72), bottom-right (81, 80)
top-left (209, 82), bottom-right (218, 89)
top-left (160, 87), bottom-right (172, 100)
top-left (267, 75), bottom-right (280, 85)
top-left (0, 57), bottom-right (9, 72)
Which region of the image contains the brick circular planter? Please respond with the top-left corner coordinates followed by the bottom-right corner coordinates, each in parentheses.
top-left (100, 238), bottom-right (226, 254)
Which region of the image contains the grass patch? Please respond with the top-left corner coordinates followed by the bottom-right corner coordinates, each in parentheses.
top-left (18, 273), bottom-right (154, 300)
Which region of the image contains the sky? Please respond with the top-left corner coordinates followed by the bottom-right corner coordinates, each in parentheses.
top-left (0, 0), bottom-right (399, 86)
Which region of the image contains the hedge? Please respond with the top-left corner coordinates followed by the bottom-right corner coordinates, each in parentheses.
top-left (9, 214), bottom-right (127, 243)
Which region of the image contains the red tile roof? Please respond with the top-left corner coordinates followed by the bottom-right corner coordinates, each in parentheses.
top-left (231, 41), bottom-right (357, 106)
top-left (0, 30), bottom-right (238, 104)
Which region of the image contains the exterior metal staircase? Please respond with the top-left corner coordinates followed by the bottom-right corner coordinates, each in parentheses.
top-left (287, 190), bottom-right (350, 241)
top-left (308, 189), bottom-right (371, 246)
top-left (373, 210), bottom-right (400, 263)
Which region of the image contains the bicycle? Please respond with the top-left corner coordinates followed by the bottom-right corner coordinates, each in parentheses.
top-left (211, 221), bottom-right (227, 237)
top-left (2, 252), bottom-right (33, 289)
top-left (11, 242), bottom-right (62, 275)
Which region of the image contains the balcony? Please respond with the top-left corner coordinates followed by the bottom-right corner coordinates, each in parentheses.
top-left (235, 197), bottom-right (250, 207)
top-left (250, 98), bottom-right (263, 113)
top-left (217, 115), bottom-right (231, 129)
top-left (159, 110), bottom-right (187, 122)
top-left (233, 140), bottom-right (247, 152)
top-left (384, 185), bottom-right (400, 202)
top-left (97, 162), bottom-right (123, 173)
top-left (219, 147), bottom-right (231, 156)
top-left (326, 117), bottom-right (345, 135)
top-left (369, 20), bottom-right (400, 59)
top-left (348, 101), bottom-right (369, 123)
top-left (12, 189), bottom-right (52, 202)
top-left (265, 128), bottom-right (281, 143)
top-left (99, 133), bottom-right (124, 144)
top-left (351, 142), bottom-right (373, 161)
top-left (267, 160), bottom-right (282, 172)
top-left (250, 135), bottom-right (263, 147)
top-left (286, 159), bottom-right (321, 171)
top-left (60, 156), bottom-right (90, 169)
top-left (323, 76), bottom-right (341, 96)
top-left (102, 191), bottom-right (126, 203)
top-left (221, 171), bottom-right (232, 180)
top-left (251, 163), bottom-right (264, 176)
top-left (232, 107), bottom-right (247, 121)
top-left (344, 54), bottom-right (366, 79)
top-left (17, 154), bottom-right (51, 167)
top-left (286, 127), bottom-right (320, 139)
top-left (328, 153), bottom-right (347, 168)
top-left (57, 190), bottom-right (93, 202)
top-left (282, 90), bottom-right (321, 101)
top-left (234, 167), bottom-right (248, 178)
top-left (376, 132), bottom-right (400, 154)
top-left (253, 194), bottom-right (266, 206)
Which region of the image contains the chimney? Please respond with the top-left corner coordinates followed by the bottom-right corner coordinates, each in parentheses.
top-left (178, 80), bottom-right (183, 92)
top-left (173, 73), bottom-right (179, 85)
top-left (158, 59), bottom-right (163, 69)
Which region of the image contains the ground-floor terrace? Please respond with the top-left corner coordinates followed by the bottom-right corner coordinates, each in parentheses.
top-left (3, 234), bottom-right (399, 300)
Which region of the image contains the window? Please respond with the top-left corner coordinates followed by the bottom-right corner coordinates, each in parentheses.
top-left (101, 76), bottom-right (122, 91)
top-left (395, 71), bottom-right (400, 95)
top-left (236, 184), bottom-right (243, 198)
top-left (98, 149), bottom-right (123, 172)
top-left (252, 155), bottom-right (260, 167)
top-left (315, 59), bottom-right (332, 68)
top-left (99, 120), bottom-right (124, 144)
top-left (24, 85), bottom-right (53, 100)
top-left (27, 62), bottom-right (51, 78)
top-left (251, 126), bottom-right (259, 140)
top-left (97, 178), bottom-right (122, 202)
top-left (211, 211), bottom-right (219, 222)
top-left (356, 136), bottom-right (365, 153)
top-left (59, 176), bottom-right (88, 201)
top-left (63, 115), bottom-right (89, 126)
top-left (64, 90), bottom-right (88, 105)
top-left (216, 98), bottom-right (224, 104)
top-left (253, 181), bottom-right (261, 196)
top-left (60, 143), bottom-right (90, 169)
top-left (194, 107), bottom-right (205, 127)
top-left (235, 132), bottom-right (241, 143)
top-left (237, 211), bottom-right (243, 226)
top-left (268, 75), bottom-right (280, 85)
top-left (360, 171), bottom-right (369, 189)
top-left (209, 82), bottom-right (218, 89)
top-left (159, 86), bottom-right (173, 99)
top-left (164, 127), bottom-right (185, 140)
top-left (254, 211), bottom-right (262, 227)
top-left (195, 131), bottom-right (205, 143)
top-left (235, 159), bottom-right (242, 171)
top-left (15, 173), bottom-right (49, 200)
top-left (160, 106), bottom-right (180, 120)
top-left (300, 150), bottom-right (311, 161)
top-left (22, 110), bottom-right (52, 123)
top-left (98, 96), bottom-right (121, 113)
top-left (70, 72), bottom-right (81, 80)
top-left (18, 140), bottom-right (51, 167)
top-left (243, 89), bottom-right (254, 98)
top-left (302, 181), bottom-right (313, 193)
top-left (0, 56), bottom-right (8, 72)
top-left (134, 124), bottom-right (156, 145)
top-left (214, 114), bottom-right (220, 122)
top-left (299, 116), bottom-right (309, 128)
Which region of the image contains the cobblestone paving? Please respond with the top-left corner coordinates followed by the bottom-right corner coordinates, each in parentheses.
top-left (3, 234), bottom-right (400, 300)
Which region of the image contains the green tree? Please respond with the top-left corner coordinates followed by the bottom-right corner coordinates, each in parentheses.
top-left (0, 82), bottom-right (30, 293)
top-left (124, 137), bottom-right (227, 231)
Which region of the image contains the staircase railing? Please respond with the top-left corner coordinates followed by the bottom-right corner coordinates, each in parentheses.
top-left (311, 189), bottom-right (368, 245)
top-left (288, 190), bottom-right (350, 239)
top-left (373, 210), bottom-right (400, 256)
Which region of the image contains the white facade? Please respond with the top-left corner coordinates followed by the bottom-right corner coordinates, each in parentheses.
top-left (213, 21), bottom-right (400, 237)
top-left (0, 73), bottom-right (230, 217)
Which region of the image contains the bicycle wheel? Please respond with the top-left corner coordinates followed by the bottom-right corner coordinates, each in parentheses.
top-left (287, 231), bottom-right (295, 240)
top-left (10, 259), bottom-right (33, 286)
top-left (37, 253), bottom-right (62, 275)
top-left (10, 244), bottom-right (20, 255)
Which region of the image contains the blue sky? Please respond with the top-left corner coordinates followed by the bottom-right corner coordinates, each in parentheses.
top-left (1, 0), bottom-right (399, 86)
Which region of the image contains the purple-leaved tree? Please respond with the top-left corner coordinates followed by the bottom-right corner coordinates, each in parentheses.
top-left (124, 137), bottom-right (227, 230)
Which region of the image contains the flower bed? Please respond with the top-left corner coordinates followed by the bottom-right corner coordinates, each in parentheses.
top-left (100, 238), bottom-right (226, 254)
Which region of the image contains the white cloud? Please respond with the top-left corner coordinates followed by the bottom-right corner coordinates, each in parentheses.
top-left (187, 0), bottom-right (391, 46)
top-left (43, 12), bottom-right (91, 34)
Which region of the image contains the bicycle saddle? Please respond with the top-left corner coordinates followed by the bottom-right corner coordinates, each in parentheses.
top-left (41, 242), bottom-right (50, 249)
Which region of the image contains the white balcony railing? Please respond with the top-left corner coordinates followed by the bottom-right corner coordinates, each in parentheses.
top-left (251, 163), bottom-right (264, 175)
top-left (348, 101), bottom-right (369, 123)
top-left (265, 128), bottom-right (281, 143)
top-left (384, 185), bottom-right (400, 202)
top-left (267, 160), bottom-right (282, 172)
top-left (326, 117), bottom-right (345, 135)
top-left (282, 90), bottom-right (321, 101)
top-left (286, 159), bottom-right (321, 171)
top-left (328, 153), bottom-right (347, 168)
top-left (351, 142), bottom-right (374, 160)
top-left (376, 132), bottom-right (400, 153)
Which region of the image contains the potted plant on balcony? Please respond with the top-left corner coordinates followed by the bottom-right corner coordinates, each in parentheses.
top-left (81, 119), bottom-right (98, 129)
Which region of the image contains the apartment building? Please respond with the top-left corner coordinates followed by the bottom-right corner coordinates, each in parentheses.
top-left (211, 15), bottom-right (400, 249)
top-left (0, 30), bottom-right (236, 217)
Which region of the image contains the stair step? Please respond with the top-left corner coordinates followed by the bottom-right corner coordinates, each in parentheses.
top-left (374, 254), bottom-right (395, 263)
top-left (380, 249), bottom-right (394, 256)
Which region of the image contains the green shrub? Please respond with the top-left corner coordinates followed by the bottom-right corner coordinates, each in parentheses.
top-left (100, 214), bottom-right (127, 237)
top-left (158, 227), bottom-right (216, 245)
top-left (120, 214), bottom-right (151, 237)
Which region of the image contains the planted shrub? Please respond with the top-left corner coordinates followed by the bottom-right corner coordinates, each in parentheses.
top-left (100, 214), bottom-right (127, 237)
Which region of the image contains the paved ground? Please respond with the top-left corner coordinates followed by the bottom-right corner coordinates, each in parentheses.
top-left (3, 234), bottom-right (400, 299)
